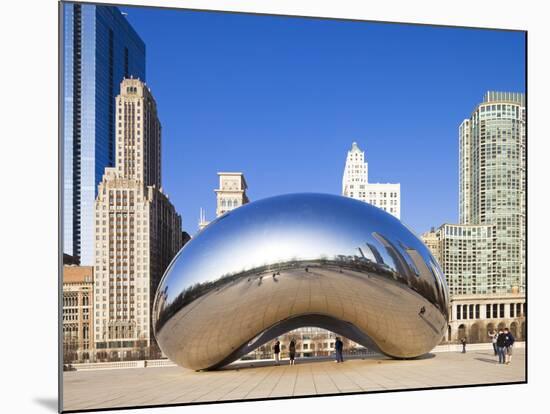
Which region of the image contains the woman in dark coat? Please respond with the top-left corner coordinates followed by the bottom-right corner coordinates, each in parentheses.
top-left (289, 340), bottom-right (296, 365)
top-left (273, 340), bottom-right (281, 365)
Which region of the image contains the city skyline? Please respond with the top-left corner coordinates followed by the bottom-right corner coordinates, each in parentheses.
top-left (120, 6), bottom-right (526, 236)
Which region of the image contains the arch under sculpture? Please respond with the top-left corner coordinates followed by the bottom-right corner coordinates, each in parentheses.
top-left (153, 193), bottom-right (449, 370)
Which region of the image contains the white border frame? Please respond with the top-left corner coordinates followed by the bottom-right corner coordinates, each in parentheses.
top-left (2, 0), bottom-right (548, 413)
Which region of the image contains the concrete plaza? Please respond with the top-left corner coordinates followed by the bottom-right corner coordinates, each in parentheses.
top-left (63, 349), bottom-right (525, 411)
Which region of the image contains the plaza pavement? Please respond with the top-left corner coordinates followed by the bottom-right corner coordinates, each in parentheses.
top-left (63, 349), bottom-right (525, 411)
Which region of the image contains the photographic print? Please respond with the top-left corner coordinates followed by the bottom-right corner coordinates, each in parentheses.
top-left (60, 1), bottom-right (526, 412)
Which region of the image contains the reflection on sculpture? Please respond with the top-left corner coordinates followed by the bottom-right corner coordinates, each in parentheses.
top-left (153, 193), bottom-right (449, 370)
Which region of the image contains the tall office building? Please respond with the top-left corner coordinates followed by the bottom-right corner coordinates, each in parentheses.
top-left (421, 224), bottom-right (496, 296)
top-left (94, 79), bottom-right (182, 359)
top-left (342, 142), bottom-right (401, 219)
top-left (215, 172), bottom-right (249, 217)
top-left (459, 91), bottom-right (526, 292)
top-left (63, 3), bottom-right (146, 265)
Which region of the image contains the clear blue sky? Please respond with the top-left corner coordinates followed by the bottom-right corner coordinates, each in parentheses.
top-left (121, 6), bottom-right (525, 236)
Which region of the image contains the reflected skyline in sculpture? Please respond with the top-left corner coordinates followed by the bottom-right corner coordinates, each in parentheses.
top-left (153, 193), bottom-right (449, 370)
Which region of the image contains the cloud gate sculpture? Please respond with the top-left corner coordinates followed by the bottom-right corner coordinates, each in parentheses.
top-left (153, 193), bottom-right (449, 370)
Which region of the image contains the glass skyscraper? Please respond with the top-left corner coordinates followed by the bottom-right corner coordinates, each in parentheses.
top-left (459, 91), bottom-right (526, 293)
top-left (62, 3), bottom-right (146, 265)
top-left (423, 91), bottom-right (525, 295)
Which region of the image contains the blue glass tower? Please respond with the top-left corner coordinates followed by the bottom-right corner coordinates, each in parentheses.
top-left (63, 3), bottom-right (145, 264)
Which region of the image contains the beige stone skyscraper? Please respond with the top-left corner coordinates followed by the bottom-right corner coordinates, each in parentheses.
top-left (215, 172), bottom-right (249, 217)
top-left (93, 78), bottom-right (182, 359)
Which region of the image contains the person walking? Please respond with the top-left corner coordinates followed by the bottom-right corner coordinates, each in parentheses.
top-left (489, 330), bottom-right (498, 355)
top-left (504, 328), bottom-right (515, 365)
top-left (273, 340), bottom-right (281, 366)
top-left (289, 339), bottom-right (296, 365)
top-left (460, 337), bottom-right (467, 353)
top-left (496, 329), bottom-right (507, 364)
top-left (335, 337), bottom-right (344, 363)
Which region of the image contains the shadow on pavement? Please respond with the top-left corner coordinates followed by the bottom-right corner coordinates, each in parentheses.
top-left (412, 353), bottom-right (436, 360)
top-left (475, 357), bottom-right (499, 365)
top-left (220, 352), bottom-right (440, 371)
top-left (221, 354), bottom-right (389, 371)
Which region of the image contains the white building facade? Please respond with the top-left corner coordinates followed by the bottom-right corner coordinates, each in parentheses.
top-left (342, 142), bottom-right (401, 219)
top-left (215, 172), bottom-right (249, 217)
top-left (445, 292), bottom-right (525, 344)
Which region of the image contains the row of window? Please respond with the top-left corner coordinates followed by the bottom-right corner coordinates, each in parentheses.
top-left (455, 302), bottom-right (525, 320)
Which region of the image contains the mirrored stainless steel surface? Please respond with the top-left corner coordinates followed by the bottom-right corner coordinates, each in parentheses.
top-left (153, 193), bottom-right (449, 370)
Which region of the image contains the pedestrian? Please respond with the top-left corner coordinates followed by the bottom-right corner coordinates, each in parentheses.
top-left (289, 339), bottom-right (296, 365)
top-left (504, 328), bottom-right (515, 365)
top-left (273, 340), bottom-right (281, 365)
top-left (488, 330), bottom-right (498, 355)
top-left (496, 329), bottom-right (506, 364)
top-left (460, 337), bottom-right (467, 353)
top-left (335, 337), bottom-right (344, 363)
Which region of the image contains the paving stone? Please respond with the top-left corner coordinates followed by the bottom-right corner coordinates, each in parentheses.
top-left (63, 349), bottom-right (525, 411)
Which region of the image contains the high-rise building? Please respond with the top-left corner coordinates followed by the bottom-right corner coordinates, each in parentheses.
top-left (63, 3), bottom-right (146, 265)
top-left (63, 265), bottom-right (94, 363)
top-left (93, 79), bottom-right (182, 359)
top-left (215, 172), bottom-right (249, 217)
top-left (342, 142), bottom-right (401, 219)
top-left (459, 91), bottom-right (526, 292)
top-left (422, 224), bottom-right (496, 296)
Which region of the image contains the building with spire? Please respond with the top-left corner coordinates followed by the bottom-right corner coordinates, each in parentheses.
top-left (198, 208), bottom-right (210, 231)
top-left (93, 78), bottom-right (182, 359)
top-left (342, 142), bottom-right (401, 219)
